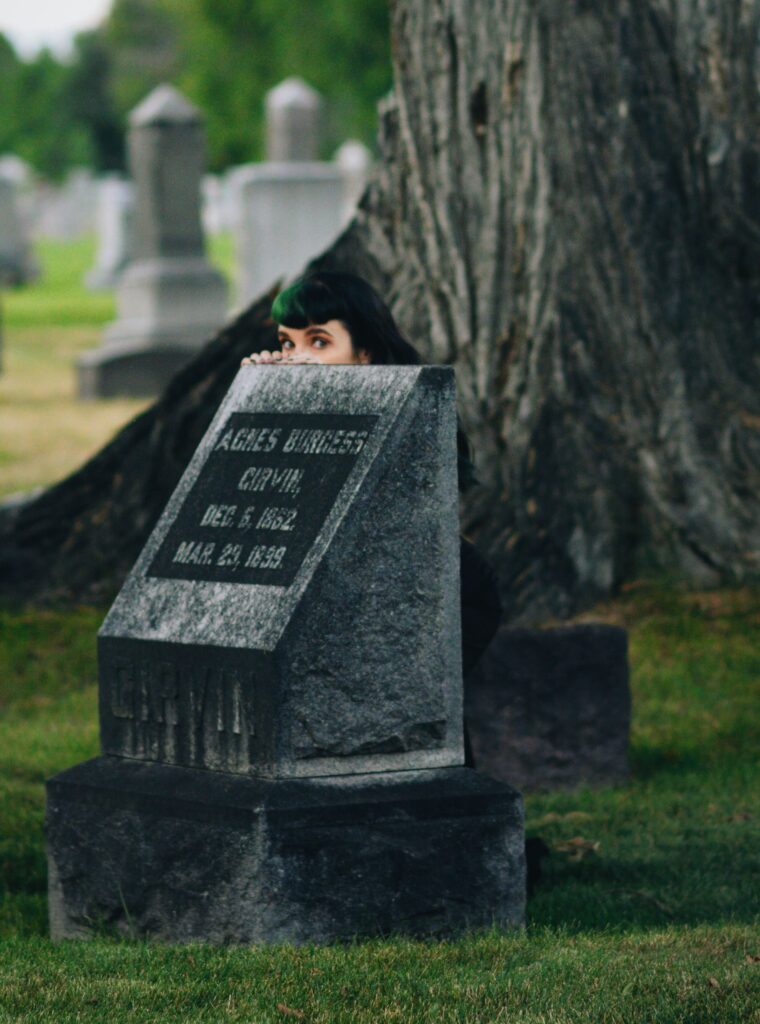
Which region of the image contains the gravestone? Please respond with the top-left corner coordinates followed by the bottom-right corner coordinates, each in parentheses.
top-left (46, 365), bottom-right (525, 943)
top-left (0, 176), bottom-right (37, 286)
top-left (33, 168), bottom-right (97, 240)
top-left (0, 155), bottom-right (35, 237)
top-left (465, 624), bottom-right (631, 790)
top-left (335, 140), bottom-right (372, 225)
top-left (265, 77), bottom-right (323, 162)
top-left (85, 175), bottom-right (135, 290)
top-left (78, 85), bottom-right (228, 399)
top-left (201, 174), bottom-right (226, 236)
top-left (233, 79), bottom-right (344, 307)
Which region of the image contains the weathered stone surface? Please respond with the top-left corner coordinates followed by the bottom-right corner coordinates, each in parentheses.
top-left (47, 363), bottom-right (527, 944)
top-left (47, 757), bottom-right (525, 943)
top-left (98, 365), bottom-right (463, 778)
top-left (465, 624), bottom-right (630, 790)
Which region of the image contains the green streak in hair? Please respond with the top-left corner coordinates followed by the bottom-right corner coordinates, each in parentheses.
top-left (271, 279), bottom-right (307, 323)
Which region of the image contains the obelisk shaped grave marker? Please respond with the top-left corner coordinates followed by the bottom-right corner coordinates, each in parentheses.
top-left (98, 365), bottom-right (463, 778)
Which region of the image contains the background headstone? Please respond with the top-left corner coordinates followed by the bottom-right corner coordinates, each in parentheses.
top-left (77, 85), bottom-right (228, 399)
top-left (85, 175), bottom-right (135, 290)
top-left (201, 174), bottom-right (226, 236)
top-left (233, 79), bottom-right (344, 307)
top-left (0, 154), bottom-right (32, 188)
top-left (32, 168), bottom-right (97, 240)
top-left (465, 624), bottom-right (631, 790)
top-left (265, 77), bottom-right (323, 162)
top-left (335, 140), bottom-right (372, 225)
top-left (46, 365), bottom-right (525, 943)
top-left (0, 155), bottom-right (36, 235)
top-left (0, 176), bottom-right (37, 286)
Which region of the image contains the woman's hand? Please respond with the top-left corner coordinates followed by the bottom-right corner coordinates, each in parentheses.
top-left (241, 350), bottom-right (323, 366)
top-left (240, 350), bottom-right (285, 366)
top-left (282, 352), bottom-right (322, 364)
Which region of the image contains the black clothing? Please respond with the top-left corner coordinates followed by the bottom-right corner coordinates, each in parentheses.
top-left (460, 537), bottom-right (502, 675)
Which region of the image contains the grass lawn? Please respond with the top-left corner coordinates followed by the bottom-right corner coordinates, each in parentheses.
top-left (0, 586), bottom-right (758, 1022)
top-left (0, 238), bottom-right (758, 1020)
top-left (0, 235), bottom-right (234, 500)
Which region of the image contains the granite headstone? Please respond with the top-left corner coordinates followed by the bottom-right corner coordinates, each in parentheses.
top-left (46, 365), bottom-right (525, 943)
top-left (465, 624), bottom-right (631, 790)
top-left (78, 85), bottom-right (228, 399)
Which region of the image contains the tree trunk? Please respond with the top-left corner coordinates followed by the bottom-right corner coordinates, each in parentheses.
top-left (320, 0), bottom-right (760, 620)
top-left (2, 0), bottom-right (759, 620)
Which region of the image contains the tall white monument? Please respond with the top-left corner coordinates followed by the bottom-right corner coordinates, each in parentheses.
top-left (233, 78), bottom-right (345, 307)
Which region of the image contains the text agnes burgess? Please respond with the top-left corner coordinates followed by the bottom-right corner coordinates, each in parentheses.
top-left (169, 423), bottom-right (371, 575)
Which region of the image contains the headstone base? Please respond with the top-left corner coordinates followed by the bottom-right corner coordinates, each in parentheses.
top-left (46, 757), bottom-right (525, 944)
top-left (78, 256), bottom-right (228, 398)
top-left (77, 341), bottom-right (201, 399)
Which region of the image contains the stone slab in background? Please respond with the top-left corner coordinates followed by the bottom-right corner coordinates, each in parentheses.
top-left (78, 85), bottom-right (227, 399)
top-left (47, 757), bottom-right (525, 944)
top-left (32, 168), bottom-right (97, 240)
top-left (265, 77), bottom-right (323, 162)
top-left (233, 162), bottom-right (344, 307)
top-left (0, 176), bottom-right (37, 286)
top-left (85, 175), bottom-right (135, 291)
top-left (465, 624), bottom-right (630, 791)
top-left (77, 345), bottom-right (193, 400)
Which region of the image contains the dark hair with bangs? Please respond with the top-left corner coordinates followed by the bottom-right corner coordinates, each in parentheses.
top-left (271, 270), bottom-right (477, 491)
top-left (272, 272), bottom-right (421, 365)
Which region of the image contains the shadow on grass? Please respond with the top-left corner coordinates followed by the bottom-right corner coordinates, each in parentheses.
top-left (630, 715), bottom-right (760, 783)
top-left (527, 830), bottom-right (760, 933)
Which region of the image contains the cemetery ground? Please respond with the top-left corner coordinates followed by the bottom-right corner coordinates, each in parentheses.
top-left (0, 589), bottom-right (758, 1022)
top-left (0, 235), bottom-right (234, 500)
top-left (0, 240), bottom-right (758, 1022)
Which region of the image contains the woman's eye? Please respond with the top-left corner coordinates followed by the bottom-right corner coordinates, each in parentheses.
top-left (312, 337), bottom-right (328, 349)
top-left (280, 339), bottom-right (294, 350)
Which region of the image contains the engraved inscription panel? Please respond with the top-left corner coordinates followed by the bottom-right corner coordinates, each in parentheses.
top-left (99, 637), bottom-right (269, 772)
top-left (148, 412), bottom-right (377, 586)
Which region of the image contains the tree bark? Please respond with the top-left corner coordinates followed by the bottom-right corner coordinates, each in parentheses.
top-left (319, 0), bottom-right (760, 620)
top-left (2, 0), bottom-right (759, 620)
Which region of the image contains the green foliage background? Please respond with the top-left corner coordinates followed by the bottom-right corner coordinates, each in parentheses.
top-left (0, 0), bottom-right (391, 178)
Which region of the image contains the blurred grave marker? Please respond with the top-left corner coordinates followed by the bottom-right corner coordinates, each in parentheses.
top-left (233, 78), bottom-right (345, 307)
top-left (85, 175), bottom-right (135, 291)
top-left (78, 85), bottom-right (228, 399)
